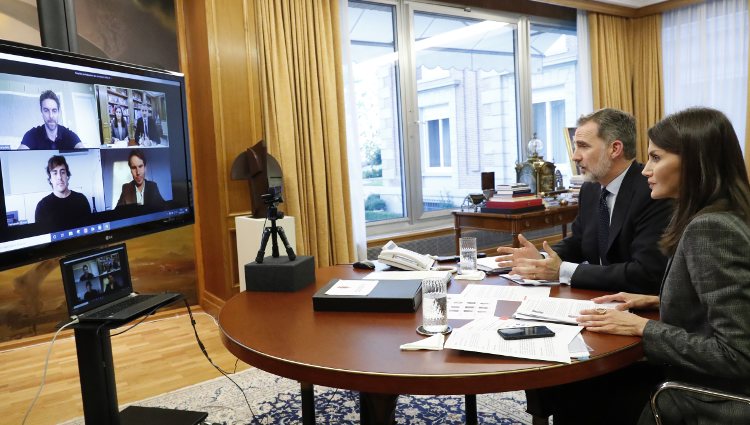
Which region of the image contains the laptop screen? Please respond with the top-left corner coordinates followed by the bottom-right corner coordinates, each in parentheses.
top-left (60, 243), bottom-right (132, 316)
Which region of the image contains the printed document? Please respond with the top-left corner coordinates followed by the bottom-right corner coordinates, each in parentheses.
top-left (514, 298), bottom-right (624, 325)
top-left (325, 280), bottom-right (378, 296)
top-left (460, 283), bottom-right (550, 301)
top-left (364, 270), bottom-right (452, 281)
top-left (446, 295), bottom-right (496, 319)
top-left (444, 317), bottom-right (582, 363)
top-left (501, 274), bottom-right (560, 286)
top-left (476, 255), bottom-right (510, 272)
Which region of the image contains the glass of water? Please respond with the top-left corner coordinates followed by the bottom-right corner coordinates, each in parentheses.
top-left (420, 277), bottom-right (449, 334)
top-left (458, 237), bottom-right (478, 274)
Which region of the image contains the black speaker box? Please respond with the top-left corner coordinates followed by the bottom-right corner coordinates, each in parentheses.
top-left (244, 255), bottom-right (315, 292)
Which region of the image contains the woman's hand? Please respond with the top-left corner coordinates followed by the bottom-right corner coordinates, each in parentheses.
top-left (590, 292), bottom-right (659, 311)
top-left (577, 308), bottom-right (650, 336)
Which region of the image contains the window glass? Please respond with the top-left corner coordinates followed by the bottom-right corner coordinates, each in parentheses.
top-left (348, 1), bottom-right (405, 222)
top-left (414, 11), bottom-right (518, 212)
top-left (529, 23), bottom-right (578, 184)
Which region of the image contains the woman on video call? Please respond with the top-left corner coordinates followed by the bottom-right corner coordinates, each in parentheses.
top-left (111, 106), bottom-right (129, 144)
top-left (578, 107), bottom-right (750, 424)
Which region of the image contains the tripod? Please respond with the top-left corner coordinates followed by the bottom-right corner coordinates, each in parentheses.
top-left (255, 202), bottom-right (296, 263)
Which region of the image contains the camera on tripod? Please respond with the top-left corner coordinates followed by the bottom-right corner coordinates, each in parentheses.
top-left (261, 188), bottom-right (284, 220)
top-left (255, 186), bottom-right (295, 263)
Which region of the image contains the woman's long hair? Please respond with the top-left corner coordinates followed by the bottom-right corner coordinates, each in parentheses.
top-left (648, 107), bottom-right (750, 255)
top-left (113, 106), bottom-right (126, 127)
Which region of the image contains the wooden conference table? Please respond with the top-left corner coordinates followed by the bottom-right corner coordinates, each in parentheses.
top-left (219, 265), bottom-right (653, 424)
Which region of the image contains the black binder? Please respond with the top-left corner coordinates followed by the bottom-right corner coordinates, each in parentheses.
top-left (312, 279), bottom-right (422, 312)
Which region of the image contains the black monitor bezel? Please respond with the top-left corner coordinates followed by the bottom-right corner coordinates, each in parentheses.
top-left (0, 40), bottom-right (194, 271)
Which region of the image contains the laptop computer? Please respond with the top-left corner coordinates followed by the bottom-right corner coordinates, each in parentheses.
top-left (60, 243), bottom-right (181, 323)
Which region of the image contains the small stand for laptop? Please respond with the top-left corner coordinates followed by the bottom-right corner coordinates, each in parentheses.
top-left (72, 320), bottom-right (207, 425)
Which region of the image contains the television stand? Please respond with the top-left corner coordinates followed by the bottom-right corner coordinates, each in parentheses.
top-left (73, 323), bottom-right (207, 425)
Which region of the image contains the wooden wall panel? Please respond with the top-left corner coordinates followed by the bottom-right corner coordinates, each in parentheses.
top-left (177, 0), bottom-right (263, 313)
top-left (0, 226), bottom-right (196, 343)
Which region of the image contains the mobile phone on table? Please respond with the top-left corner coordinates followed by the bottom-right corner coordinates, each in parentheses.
top-left (497, 326), bottom-right (555, 340)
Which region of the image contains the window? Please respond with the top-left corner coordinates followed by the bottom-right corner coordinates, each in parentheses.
top-left (345, 1), bottom-right (577, 234)
top-left (425, 118), bottom-right (451, 168)
top-left (662, 0), bottom-right (748, 150)
top-left (529, 23), bottom-right (578, 182)
top-left (348, 2), bottom-right (405, 222)
top-left (412, 10), bottom-right (519, 217)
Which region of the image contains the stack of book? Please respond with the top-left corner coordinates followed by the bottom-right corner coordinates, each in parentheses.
top-left (494, 183), bottom-right (532, 197)
top-left (568, 175), bottom-right (584, 203)
top-left (482, 183), bottom-right (544, 214)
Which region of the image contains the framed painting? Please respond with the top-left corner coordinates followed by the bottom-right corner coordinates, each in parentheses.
top-left (564, 127), bottom-right (579, 175)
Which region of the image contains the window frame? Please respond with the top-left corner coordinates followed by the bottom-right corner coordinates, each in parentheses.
top-left (350, 0), bottom-right (575, 237)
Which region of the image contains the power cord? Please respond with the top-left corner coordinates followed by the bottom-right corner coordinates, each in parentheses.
top-left (21, 317), bottom-right (79, 425)
top-left (183, 299), bottom-right (263, 424)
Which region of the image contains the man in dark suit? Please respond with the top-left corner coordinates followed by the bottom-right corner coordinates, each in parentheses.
top-left (498, 108), bottom-right (671, 293)
top-left (116, 149), bottom-right (165, 208)
top-left (133, 106), bottom-right (160, 145)
top-left (497, 108), bottom-right (673, 425)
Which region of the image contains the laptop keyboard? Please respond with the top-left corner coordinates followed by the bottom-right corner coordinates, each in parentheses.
top-left (87, 294), bottom-right (157, 319)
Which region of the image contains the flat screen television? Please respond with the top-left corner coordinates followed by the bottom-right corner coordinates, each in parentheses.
top-left (0, 40), bottom-right (193, 271)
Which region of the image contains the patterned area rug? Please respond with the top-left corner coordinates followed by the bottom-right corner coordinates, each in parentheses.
top-left (62, 368), bottom-right (533, 424)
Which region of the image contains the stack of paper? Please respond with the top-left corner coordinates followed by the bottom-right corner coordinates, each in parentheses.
top-left (502, 274), bottom-right (560, 286)
top-left (444, 317), bottom-right (583, 363)
top-left (514, 298), bottom-right (624, 325)
top-left (460, 284), bottom-right (550, 301)
top-left (364, 270), bottom-right (452, 282)
top-left (476, 256), bottom-right (511, 274)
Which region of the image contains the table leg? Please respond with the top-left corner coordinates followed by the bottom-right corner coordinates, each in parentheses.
top-left (465, 394), bottom-right (478, 425)
top-left (562, 223), bottom-right (568, 239)
top-left (300, 382), bottom-right (315, 425)
top-left (360, 392), bottom-right (398, 425)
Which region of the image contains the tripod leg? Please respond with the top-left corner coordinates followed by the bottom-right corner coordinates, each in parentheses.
top-left (276, 226), bottom-right (296, 261)
top-left (255, 227), bottom-right (273, 263)
top-left (270, 222), bottom-right (280, 258)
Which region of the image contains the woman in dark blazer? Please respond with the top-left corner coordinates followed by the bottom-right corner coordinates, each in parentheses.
top-left (578, 107), bottom-right (750, 424)
top-left (111, 106), bottom-right (129, 143)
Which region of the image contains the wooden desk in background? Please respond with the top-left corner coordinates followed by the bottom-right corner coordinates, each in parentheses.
top-left (453, 204), bottom-right (579, 252)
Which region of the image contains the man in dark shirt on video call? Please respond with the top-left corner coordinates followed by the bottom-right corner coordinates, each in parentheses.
top-left (35, 155), bottom-right (91, 232)
top-left (79, 264), bottom-right (95, 283)
top-left (19, 90), bottom-right (84, 150)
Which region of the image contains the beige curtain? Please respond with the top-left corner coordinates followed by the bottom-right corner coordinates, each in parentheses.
top-left (631, 15), bottom-right (663, 163)
top-left (256, 0), bottom-right (356, 266)
top-left (589, 12), bottom-right (663, 162)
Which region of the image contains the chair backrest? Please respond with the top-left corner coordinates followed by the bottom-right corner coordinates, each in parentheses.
top-left (651, 381), bottom-right (750, 425)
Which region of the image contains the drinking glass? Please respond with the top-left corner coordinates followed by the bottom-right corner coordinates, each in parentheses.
top-left (420, 277), bottom-right (448, 334)
top-left (458, 237), bottom-right (478, 274)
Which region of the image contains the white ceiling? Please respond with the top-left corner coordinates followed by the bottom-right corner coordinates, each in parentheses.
top-left (595, 0), bottom-right (668, 7)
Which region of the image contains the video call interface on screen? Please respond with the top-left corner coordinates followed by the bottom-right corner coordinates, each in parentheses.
top-left (0, 49), bottom-right (191, 253)
top-left (68, 249), bottom-right (126, 310)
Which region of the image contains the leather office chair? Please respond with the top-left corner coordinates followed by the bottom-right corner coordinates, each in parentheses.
top-left (650, 381), bottom-right (750, 425)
